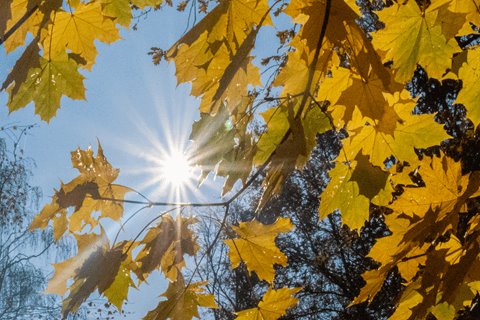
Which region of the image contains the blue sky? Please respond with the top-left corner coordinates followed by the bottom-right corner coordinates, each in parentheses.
top-left (0, 7), bottom-right (225, 319)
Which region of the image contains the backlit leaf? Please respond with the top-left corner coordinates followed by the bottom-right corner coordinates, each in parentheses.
top-left (42, 2), bottom-right (121, 69)
top-left (235, 287), bottom-right (301, 320)
top-left (100, 0), bottom-right (132, 27)
top-left (61, 239), bottom-right (127, 318)
top-left (372, 0), bottom-right (460, 82)
top-left (134, 215), bottom-right (199, 281)
top-left (456, 47), bottom-right (480, 127)
top-left (320, 153), bottom-right (390, 230)
top-left (143, 276), bottom-right (217, 320)
top-left (225, 217), bottom-right (292, 283)
top-left (30, 143), bottom-right (129, 237)
top-left (6, 53), bottom-right (85, 121)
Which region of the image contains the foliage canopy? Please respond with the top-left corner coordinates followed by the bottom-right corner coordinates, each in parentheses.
top-left (2, 0), bottom-right (480, 319)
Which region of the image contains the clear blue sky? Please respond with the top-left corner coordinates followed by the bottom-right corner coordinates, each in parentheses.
top-left (0, 7), bottom-right (224, 319)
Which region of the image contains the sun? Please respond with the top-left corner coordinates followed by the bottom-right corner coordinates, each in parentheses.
top-left (159, 149), bottom-right (193, 187)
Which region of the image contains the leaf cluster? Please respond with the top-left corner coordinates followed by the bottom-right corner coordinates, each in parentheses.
top-left (4, 0), bottom-right (480, 319)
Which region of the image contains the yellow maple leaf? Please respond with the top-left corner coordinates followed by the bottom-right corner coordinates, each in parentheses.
top-left (143, 276), bottom-right (217, 320)
top-left (46, 231), bottom-right (107, 296)
top-left (389, 153), bottom-right (479, 221)
top-left (387, 242), bottom-right (480, 320)
top-left (131, 0), bottom-right (163, 9)
top-left (320, 153), bottom-right (390, 230)
top-left (235, 287), bottom-right (301, 320)
top-left (352, 269), bottom-right (388, 305)
top-left (100, 0), bottom-right (132, 27)
top-left (388, 285), bottom-right (423, 320)
top-left (43, 2), bottom-right (121, 69)
top-left (46, 231), bottom-right (135, 317)
top-left (372, 0), bottom-right (460, 82)
top-left (30, 143), bottom-right (129, 237)
top-left (355, 154), bottom-right (480, 310)
top-left (103, 256), bottom-right (137, 311)
top-left (456, 47), bottom-right (480, 127)
top-left (251, 97), bottom-right (330, 208)
top-left (167, 0), bottom-right (270, 115)
top-left (134, 215), bottom-right (199, 282)
top-left (317, 65), bottom-right (403, 127)
top-left (273, 37), bottom-right (332, 97)
top-left (340, 94), bottom-right (449, 167)
top-left (279, 0), bottom-right (390, 100)
top-left (441, 0), bottom-right (480, 35)
top-left (2, 40), bottom-right (40, 102)
top-left (354, 213), bottom-right (428, 304)
top-left (430, 302), bottom-right (456, 320)
top-left (3, 0), bottom-right (45, 53)
top-left (225, 217), bottom-right (292, 283)
top-left (61, 239), bottom-right (129, 318)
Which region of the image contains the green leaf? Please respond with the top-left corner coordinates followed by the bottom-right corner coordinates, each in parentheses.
top-left (6, 54), bottom-right (85, 121)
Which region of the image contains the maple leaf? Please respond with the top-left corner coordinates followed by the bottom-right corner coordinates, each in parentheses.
top-left (2, 0), bottom-right (47, 53)
top-left (317, 66), bottom-right (402, 126)
top-left (143, 276), bottom-right (217, 320)
top-left (225, 217), bottom-right (292, 283)
top-left (167, 0), bottom-right (270, 115)
top-left (456, 47), bottom-right (480, 127)
top-left (389, 153), bottom-right (480, 221)
top-left (430, 302), bottom-right (456, 320)
top-left (189, 105), bottom-right (236, 182)
top-left (189, 103), bottom-right (256, 195)
top-left (2, 39), bottom-right (41, 99)
top-left (279, 0), bottom-right (388, 99)
top-left (5, 52), bottom-right (85, 121)
top-left (167, 0), bottom-right (271, 114)
top-left (388, 284), bottom-right (423, 320)
top-left (0, 0), bottom-right (11, 38)
top-left (46, 231), bottom-right (107, 297)
top-left (386, 239), bottom-right (480, 320)
top-left (45, 230), bottom-right (134, 318)
top-left (30, 143), bottom-right (129, 237)
top-left (103, 255), bottom-right (137, 311)
top-left (285, 0), bottom-right (361, 48)
top-left (235, 287), bottom-right (301, 320)
top-left (134, 215), bottom-right (199, 281)
top-left (253, 98), bottom-right (330, 207)
top-left (273, 37), bottom-right (333, 97)
top-left (441, 0), bottom-right (480, 35)
top-left (42, 2), bottom-right (121, 69)
top-left (372, 0), bottom-right (460, 82)
top-left (320, 153), bottom-right (390, 230)
top-left (100, 0), bottom-right (132, 27)
top-left (339, 93), bottom-right (449, 167)
top-left (355, 154), bottom-right (480, 311)
top-left (131, 0), bottom-right (163, 9)
top-left (62, 239), bottom-right (128, 318)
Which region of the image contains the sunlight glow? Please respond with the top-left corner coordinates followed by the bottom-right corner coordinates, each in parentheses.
top-left (106, 70), bottom-right (226, 204)
top-left (159, 149), bottom-right (193, 187)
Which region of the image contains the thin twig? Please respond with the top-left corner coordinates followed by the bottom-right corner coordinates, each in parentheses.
top-left (113, 205), bottom-right (150, 245)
